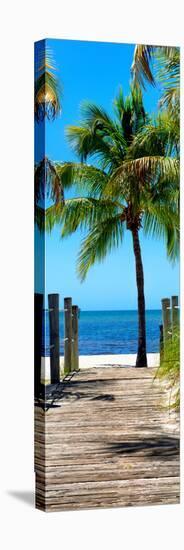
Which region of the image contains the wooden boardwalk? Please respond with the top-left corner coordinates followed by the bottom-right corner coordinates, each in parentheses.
top-left (35, 367), bottom-right (180, 512)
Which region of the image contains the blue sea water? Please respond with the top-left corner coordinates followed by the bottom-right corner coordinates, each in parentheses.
top-left (43, 309), bottom-right (162, 356)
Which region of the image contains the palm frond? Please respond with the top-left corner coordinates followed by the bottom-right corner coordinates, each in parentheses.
top-left (34, 206), bottom-right (45, 232)
top-left (66, 126), bottom-right (94, 161)
top-left (46, 203), bottom-right (64, 232)
top-left (106, 156), bottom-right (179, 198)
top-left (35, 44), bottom-right (62, 122)
top-left (131, 44), bottom-right (178, 89)
top-left (66, 101), bottom-right (127, 167)
top-left (35, 203), bottom-right (64, 232)
top-left (55, 162), bottom-right (108, 196)
top-left (35, 157), bottom-right (65, 205)
top-left (61, 197), bottom-right (121, 237)
top-left (132, 44), bottom-right (180, 121)
top-left (155, 48), bottom-right (180, 112)
top-left (131, 45), bottom-right (156, 87)
top-left (113, 87), bottom-right (125, 120)
top-left (80, 101), bottom-right (119, 133)
top-left (128, 111), bottom-right (179, 158)
top-left (77, 215), bottom-right (125, 280)
top-left (143, 202), bottom-right (179, 261)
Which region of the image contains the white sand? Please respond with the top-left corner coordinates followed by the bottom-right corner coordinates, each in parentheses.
top-left (41, 353), bottom-right (160, 382)
top-left (77, 353), bottom-right (159, 369)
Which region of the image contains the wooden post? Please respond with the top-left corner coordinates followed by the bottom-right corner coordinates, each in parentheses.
top-left (64, 297), bottom-right (72, 374)
top-left (48, 294), bottom-right (60, 384)
top-left (72, 305), bottom-right (79, 371)
top-left (34, 293), bottom-right (43, 398)
top-left (171, 295), bottom-right (179, 332)
top-left (159, 324), bottom-right (164, 361)
top-left (162, 298), bottom-right (171, 343)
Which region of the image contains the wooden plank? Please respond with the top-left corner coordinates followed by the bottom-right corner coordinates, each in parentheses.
top-left (35, 366), bottom-right (179, 511)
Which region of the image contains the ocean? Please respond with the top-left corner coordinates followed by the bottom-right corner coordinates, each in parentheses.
top-left (43, 309), bottom-right (162, 356)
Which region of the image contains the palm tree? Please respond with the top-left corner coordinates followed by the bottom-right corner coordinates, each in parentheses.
top-left (34, 44), bottom-right (62, 122)
top-left (34, 44), bottom-right (63, 226)
top-left (46, 88), bottom-right (179, 367)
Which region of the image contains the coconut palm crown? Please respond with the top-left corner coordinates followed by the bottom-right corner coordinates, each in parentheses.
top-left (46, 87), bottom-right (179, 367)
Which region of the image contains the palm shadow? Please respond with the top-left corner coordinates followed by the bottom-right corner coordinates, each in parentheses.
top-left (35, 377), bottom-right (116, 410)
top-left (107, 436), bottom-right (180, 459)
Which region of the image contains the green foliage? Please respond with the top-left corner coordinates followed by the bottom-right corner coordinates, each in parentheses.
top-left (131, 45), bottom-right (180, 117)
top-left (128, 110), bottom-right (179, 159)
top-left (77, 215), bottom-right (125, 281)
top-left (61, 197), bottom-right (119, 237)
top-left (55, 162), bottom-right (109, 196)
top-left (131, 45), bottom-right (156, 87)
top-left (155, 48), bottom-right (180, 113)
top-left (42, 81), bottom-right (179, 282)
top-left (35, 45), bottom-right (62, 122)
top-left (35, 157), bottom-right (64, 205)
top-left (156, 328), bottom-right (180, 411)
top-left (34, 158), bottom-right (65, 231)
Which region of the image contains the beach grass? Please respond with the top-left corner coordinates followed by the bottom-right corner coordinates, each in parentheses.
top-left (155, 328), bottom-right (180, 411)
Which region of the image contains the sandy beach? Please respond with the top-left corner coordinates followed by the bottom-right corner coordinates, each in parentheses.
top-left (41, 353), bottom-right (160, 382)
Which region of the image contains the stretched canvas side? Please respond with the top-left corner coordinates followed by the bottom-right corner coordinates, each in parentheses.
top-left (34, 39), bottom-right (47, 510)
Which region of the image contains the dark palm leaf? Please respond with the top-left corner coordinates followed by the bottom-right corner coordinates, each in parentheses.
top-left (35, 157), bottom-right (65, 205)
top-left (131, 45), bottom-right (156, 87)
top-left (35, 45), bottom-right (62, 122)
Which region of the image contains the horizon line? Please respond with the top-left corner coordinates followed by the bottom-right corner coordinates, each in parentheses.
top-left (60, 308), bottom-right (162, 312)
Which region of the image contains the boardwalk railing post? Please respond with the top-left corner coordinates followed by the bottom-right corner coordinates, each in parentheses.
top-left (34, 293), bottom-right (44, 398)
top-left (72, 305), bottom-right (79, 371)
top-left (64, 297), bottom-right (72, 374)
top-left (48, 293), bottom-right (60, 384)
top-left (162, 298), bottom-right (171, 345)
top-left (171, 295), bottom-right (179, 333)
top-left (159, 324), bottom-right (164, 360)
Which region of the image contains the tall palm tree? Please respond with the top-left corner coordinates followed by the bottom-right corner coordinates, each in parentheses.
top-left (46, 88), bottom-right (179, 367)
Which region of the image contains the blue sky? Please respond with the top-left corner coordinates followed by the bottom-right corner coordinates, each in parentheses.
top-left (35, 38), bottom-right (179, 310)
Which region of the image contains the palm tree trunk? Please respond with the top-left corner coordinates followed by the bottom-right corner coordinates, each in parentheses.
top-left (131, 227), bottom-right (147, 367)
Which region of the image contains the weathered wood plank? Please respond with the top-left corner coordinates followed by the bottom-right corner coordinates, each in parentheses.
top-left (35, 366), bottom-right (179, 511)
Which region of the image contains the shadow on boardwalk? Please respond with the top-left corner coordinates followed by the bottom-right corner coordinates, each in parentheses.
top-left (35, 367), bottom-right (180, 511)
top-left (107, 436), bottom-right (179, 459)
